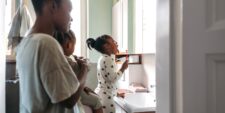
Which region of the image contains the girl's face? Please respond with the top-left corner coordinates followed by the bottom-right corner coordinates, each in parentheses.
top-left (104, 37), bottom-right (119, 55)
top-left (53, 0), bottom-right (73, 32)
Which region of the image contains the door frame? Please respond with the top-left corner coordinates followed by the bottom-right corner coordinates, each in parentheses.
top-left (0, 0), bottom-right (6, 112)
top-left (156, 0), bottom-right (181, 113)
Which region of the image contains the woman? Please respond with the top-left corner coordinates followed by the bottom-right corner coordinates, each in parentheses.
top-left (16, 0), bottom-right (88, 113)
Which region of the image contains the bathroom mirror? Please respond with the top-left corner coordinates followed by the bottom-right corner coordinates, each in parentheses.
top-left (115, 53), bottom-right (142, 64)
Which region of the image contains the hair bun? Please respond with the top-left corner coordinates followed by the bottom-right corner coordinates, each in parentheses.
top-left (86, 38), bottom-right (96, 50)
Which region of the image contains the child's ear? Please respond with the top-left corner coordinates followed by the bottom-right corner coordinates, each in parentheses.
top-left (103, 44), bottom-right (110, 53)
top-left (66, 42), bottom-right (71, 49)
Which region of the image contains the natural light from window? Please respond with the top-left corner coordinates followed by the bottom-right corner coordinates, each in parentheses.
top-left (134, 0), bottom-right (156, 53)
top-left (70, 0), bottom-right (81, 56)
top-left (0, 0), bottom-right (6, 112)
top-left (5, 0), bottom-right (12, 56)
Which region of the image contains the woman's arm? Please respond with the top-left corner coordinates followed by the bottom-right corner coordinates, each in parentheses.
top-left (60, 57), bottom-right (89, 108)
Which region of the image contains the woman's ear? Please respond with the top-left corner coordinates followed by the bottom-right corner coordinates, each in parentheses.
top-left (53, 1), bottom-right (56, 8)
top-left (49, 1), bottom-right (57, 14)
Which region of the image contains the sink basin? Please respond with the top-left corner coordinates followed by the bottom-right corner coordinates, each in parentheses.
top-left (114, 93), bottom-right (156, 113)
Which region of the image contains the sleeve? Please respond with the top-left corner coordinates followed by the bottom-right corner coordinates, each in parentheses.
top-left (39, 37), bottom-right (80, 103)
top-left (100, 57), bottom-right (123, 83)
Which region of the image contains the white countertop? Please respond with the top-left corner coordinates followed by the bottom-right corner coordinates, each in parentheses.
top-left (114, 93), bottom-right (156, 113)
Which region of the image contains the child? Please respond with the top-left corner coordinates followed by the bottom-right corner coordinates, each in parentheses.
top-left (54, 30), bottom-right (103, 113)
top-left (86, 35), bottom-right (128, 113)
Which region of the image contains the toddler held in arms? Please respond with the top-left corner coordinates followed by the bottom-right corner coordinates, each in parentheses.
top-left (54, 30), bottom-right (103, 113)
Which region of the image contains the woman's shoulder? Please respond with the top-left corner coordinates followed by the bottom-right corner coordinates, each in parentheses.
top-left (32, 33), bottom-right (60, 47)
top-left (17, 33), bottom-right (57, 50)
top-left (31, 33), bottom-right (56, 42)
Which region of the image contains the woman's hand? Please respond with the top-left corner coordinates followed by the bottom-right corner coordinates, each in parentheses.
top-left (75, 57), bottom-right (89, 85)
top-left (76, 57), bottom-right (90, 71)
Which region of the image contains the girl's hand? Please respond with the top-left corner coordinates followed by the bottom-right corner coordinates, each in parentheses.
top-left (119, 60), bottom-right (128, 73)
top-left (122, 60), bottom-right (128, 70)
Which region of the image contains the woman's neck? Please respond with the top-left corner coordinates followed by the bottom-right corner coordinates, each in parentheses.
top-left (31, 16), bottom-right (54, 36)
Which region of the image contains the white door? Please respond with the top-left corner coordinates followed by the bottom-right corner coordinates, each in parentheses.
top-left (157, 0), bottom-right (225, 113)
top-left (181, 0), bottom-right (225, 113)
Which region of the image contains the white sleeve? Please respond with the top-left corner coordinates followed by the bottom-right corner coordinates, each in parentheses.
top-left (100, 57), bottom-right (123, 83)
top-left (39, 37), bottom-right (79, 103)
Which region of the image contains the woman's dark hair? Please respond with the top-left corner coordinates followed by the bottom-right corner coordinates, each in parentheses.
top-left (32, 0), bottom-right (61, 15)
top-left (53, 30), bottom-right (75, 46)
top-left (86, 34), bottom-right (111, 53)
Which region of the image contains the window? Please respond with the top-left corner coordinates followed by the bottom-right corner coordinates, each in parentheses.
top-left (4, 0), bottom-right (87, 57)
top-left (0, 0), bottom-right (7, 112)
top-left (5, 0), bottom-right (13, 56)
top-left (71, 0), bottom-right (87, 57)
top-left (134, 0), bottom-right (156, 53)
top-left (113, 0), bottom-right (156, 54)
top-left (5, 0), bottom-right (31, 58)
top-left (70, 0), bottom-right (81, 56)
top-left (112, 0), bottom-right (128, 53)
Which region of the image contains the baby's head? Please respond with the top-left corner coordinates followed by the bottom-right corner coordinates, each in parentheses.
top-left (54, 30), bottom-right (76, 56)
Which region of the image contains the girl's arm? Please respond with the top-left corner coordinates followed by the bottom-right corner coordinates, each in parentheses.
top-left (101, 57), bottom-right (128, 83)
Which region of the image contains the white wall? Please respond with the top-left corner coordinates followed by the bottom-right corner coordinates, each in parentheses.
top-left (85, 63), bottom-right (98, 90)
top-left (127, 54), bottom-right (155, 92)
top-left (128, 54), bottom-right (155, 86)
top-left (129, 65), bottom-right (145, 85)
top-left (0, 0), bottom-right (6, 112)
top-left (142, 54), bottom-right (156, 91)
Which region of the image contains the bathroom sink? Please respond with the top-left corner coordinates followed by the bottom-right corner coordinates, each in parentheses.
top-left (114, 93), bottom-right (156, 113)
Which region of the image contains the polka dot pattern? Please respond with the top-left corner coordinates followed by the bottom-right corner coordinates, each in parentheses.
top-left (96, 54), bottom-right (124, 113)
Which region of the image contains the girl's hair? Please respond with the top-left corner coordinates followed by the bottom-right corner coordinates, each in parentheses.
top-left (86, 34), bottom-right (111, 53)
top-left (53, 30), bottom-right (75, 46)
top-left (32, 0), bottom-right (62, 15)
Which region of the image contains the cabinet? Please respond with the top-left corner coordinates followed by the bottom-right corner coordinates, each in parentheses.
top-left (6, 60), bottom-right (19, 113)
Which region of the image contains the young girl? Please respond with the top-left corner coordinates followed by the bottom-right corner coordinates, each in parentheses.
top-left (86, 35), bottom-right (128, 113)
top-left (54, 30), bottom-right (103, 113)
